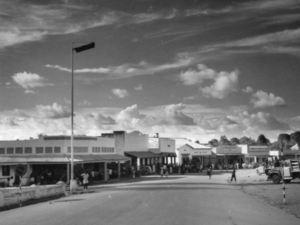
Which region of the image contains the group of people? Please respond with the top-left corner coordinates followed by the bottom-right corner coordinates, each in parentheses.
top-left (206, 163), bottom-right (237, 183)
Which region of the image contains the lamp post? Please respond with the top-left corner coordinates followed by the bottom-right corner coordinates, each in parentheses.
top-left (70, 42), bottom-right (95, 193)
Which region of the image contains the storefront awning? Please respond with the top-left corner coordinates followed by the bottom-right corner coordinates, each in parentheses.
top-left (0, 154), bottom-right (131, 164)
top-left (125, 151), bottom-right (162, 159)
top-left (160, 152), bottom-right (177, 157)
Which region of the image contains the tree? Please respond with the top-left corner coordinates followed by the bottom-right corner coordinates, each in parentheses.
top-left (277, 133), bottom-right (291, 156)
top-left (239, 136), bottom-right (250, 144)
top-left (230, 137), bottom-right (240, 145)
top-left (256, 134), bottom-right (270, 145)
top-left (208, 139), bottom-right (219, 147)
top-left (219, 135), bottom-right (231, 145)
top-left (291, 131), bottom-right (300, 147)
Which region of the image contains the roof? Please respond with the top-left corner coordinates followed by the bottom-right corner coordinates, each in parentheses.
top-left (148, 138), bottom-right (159, 148)
top-left (0, 154), bottom-right (130, 164)
top-left (125, 151), bottom-right (162, 158)
top-left (291, 144), bottom-right (299, 150)
top-left (175, 138), bottom-right (212, 150)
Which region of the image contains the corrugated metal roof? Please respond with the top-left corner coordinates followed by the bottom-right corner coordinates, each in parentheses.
top-left (125, 151), bottom-right (162, 158)
top-left (175, 138), bottom-right (212, 149)
top-left (0, 154), bottom-right (131, 164)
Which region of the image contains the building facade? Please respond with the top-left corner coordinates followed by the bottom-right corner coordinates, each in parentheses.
top-left (0, 135), bottom-right (129, 187)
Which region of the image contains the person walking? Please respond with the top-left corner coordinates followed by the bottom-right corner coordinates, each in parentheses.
top-left (207, 164), bottom-right (212, 180)
top-left (230, 166), bottom-right (237, 183)
top-left (81, 171), bottom-right (89, 191)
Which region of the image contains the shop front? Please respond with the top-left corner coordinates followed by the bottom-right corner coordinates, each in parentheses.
top-left (246, 146), bottom-right (270, 165)
top-left (214, 145), bottom-right (246, 169)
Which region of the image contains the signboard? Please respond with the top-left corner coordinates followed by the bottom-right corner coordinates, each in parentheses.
top-left (216, 146), bottom-right (242, 155)
top-left (15, 164), bottom-right (27, 177)
top-left (192, 150), bottom-right (211, 156)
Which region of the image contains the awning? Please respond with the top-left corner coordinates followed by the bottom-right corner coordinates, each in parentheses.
top-left (0, 154), bottom-right (130, 165)
top-left (125, 151), bottom-right (162, 159)
top-left (160, 152), bottom-right (177, 157)
top-left (0, 155), bottom-right (71, 164)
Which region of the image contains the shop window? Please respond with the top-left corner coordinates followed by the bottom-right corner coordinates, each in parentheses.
top-left (25, 147), bottom-right (32, 154)
top-left (54, 147), bottom-right (61, 153)
top-left (15, 147), bottom-right (23, 154)
top-left (36, 147), bottom-right (44, 154)
top-left (92, 147), bottom-right (101, 153)
top-left (67, 147), bottom-right (88, 153)
top-left (2, 165), bottom-right (10, 176)
top-left (0, 148), bottom-right (4, 154)
top-left (45, 147), bottom-right (53, 153)
top-left (7, 148), bottom-right (13, 154)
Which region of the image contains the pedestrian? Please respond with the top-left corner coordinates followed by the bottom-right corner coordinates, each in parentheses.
top-left (207, 164), bottom-right (212, 179)
top-left (230, 166), bottom-right (237, 183)
top-left (81, 171), bottom-right (89, 190)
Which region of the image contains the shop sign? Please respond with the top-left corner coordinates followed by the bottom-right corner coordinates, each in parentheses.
top-left (216, 146), bottom-right (242, 155)
top-left (192, 150), bottom-right (211, 156)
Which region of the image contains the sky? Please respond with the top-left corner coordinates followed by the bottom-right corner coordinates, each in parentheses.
top-left (0, 0), bottom-right (300, 143)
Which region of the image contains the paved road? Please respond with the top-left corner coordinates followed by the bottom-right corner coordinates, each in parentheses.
top-left (1, 173), bottom-right (299, 225)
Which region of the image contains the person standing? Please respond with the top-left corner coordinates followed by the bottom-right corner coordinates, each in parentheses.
top-left (207, 164), bottom-right (212, 180)
top-left (230, 166), bottom-right (236, 183)
top-left (81, 171), bottom-right (89, 190)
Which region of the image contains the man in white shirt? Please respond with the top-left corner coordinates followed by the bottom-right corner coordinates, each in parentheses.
top-left (81, 171), bottom-right (89, 190)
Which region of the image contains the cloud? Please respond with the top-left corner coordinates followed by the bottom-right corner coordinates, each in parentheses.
top-left (25, 90), bottom-right (35, 94)
top-left (46, 52), bottom-right (197, 82)
top-left (78, 100), bottom-right (91, 106)
top-left (36, 103), bottom-right (71, 119)
top-left (242, 86), bottom-right (253, 93)
top-left (251, 90), bottom-right (287, 108)
top-left (180, 64), bottom-right (217, 85)
top-left (12, 72), bottom-right (53, 89)
top-left (201, 70), bottom-right (239, 99)
top-left (134, 84), bottom-right (143, 91)
top-left (87, 113), bottom-right (116, 126)
top-left (112, 89), bottom-right (129, 98)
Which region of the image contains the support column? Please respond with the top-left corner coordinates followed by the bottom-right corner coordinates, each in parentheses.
top-left (26, 163), bottom-right (31, 185)
top-left (137, 157), bottom-right (140, 170)
top-left (67, 163), bottom-right (70, 184)
top-left (104, 162), bottom-right (107, 182)
top-left (118, 162), bottom-right (121, 180)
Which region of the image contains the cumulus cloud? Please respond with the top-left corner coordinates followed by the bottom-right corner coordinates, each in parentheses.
top-left (179, 64), bottom-right (217, 85)
top-left (201, 70), bottom-right (239, 99)
top-left (87, 113), bottom-right (116, 125)
top-left (242, 86), bottom-right (253, 93)
top-left (112, 89), bottom-right (129, 98)
top-left (36, 103), bottom-right (71, 119)
top-left (12, 72), bottom-right (53, 89)
top-left (180, 64), bottom-right (239, 99)
top-left (134, 84), bottom-right (143, 90)
top-left (251, 90), bottom-right (286, 108)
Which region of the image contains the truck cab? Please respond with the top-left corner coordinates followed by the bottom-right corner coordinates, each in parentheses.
top-left (267, 159), bottom-right (300, 184)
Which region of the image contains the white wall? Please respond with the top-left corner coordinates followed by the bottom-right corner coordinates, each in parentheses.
top-left (0, 136), bottom-right (115, 155)
top-left (124, 131), bottom-right (148, 152)
top-left (159, 138), bottom-right (175, 153)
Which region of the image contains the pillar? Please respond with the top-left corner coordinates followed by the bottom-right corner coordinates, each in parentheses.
top-left (26, 163), bottom-right (31, 185)
top-left (118, 162), bottom-right (121, 179)
top-left (137, 157), bottom-right (140, 170)
top-left (104, 162), bottom-right (107, 182)
top-left (67, 163), bottom-right (70, 184)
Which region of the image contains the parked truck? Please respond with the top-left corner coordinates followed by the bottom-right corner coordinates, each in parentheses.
top-left (267, 159), bottom-right (300, 184)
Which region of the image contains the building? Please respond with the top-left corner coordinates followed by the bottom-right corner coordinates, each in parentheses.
top-left (175, 139), bottom-right (212, 166)
top-left (0, 135), bottom-right (130, 186)
top-left (102, 131), bottom-right (162, 170)
top-left (247, 145), bottom-right (270, 163)
top-left (213, 145), bottom-right (248, 167)
top-left (149, 137), bottom-right (177, 164)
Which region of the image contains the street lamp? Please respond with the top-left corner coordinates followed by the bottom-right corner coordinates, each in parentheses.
top-left (70, 42), bottom-right (95, 193)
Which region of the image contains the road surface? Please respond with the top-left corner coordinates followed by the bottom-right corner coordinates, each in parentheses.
top-left (0, 172), bottom-right (299, 225)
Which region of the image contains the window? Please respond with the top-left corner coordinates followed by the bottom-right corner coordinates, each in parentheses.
top-left (7, 148), bottom-right (13, 154)
top-left (36, 147), bottom-right (43, 154)
top-left (101, 147), bottom-right (114, 153)
top-left (54, 147), bottom-right (61, 153)
top-left (0, 148), bottom-right (4, 154)
top-left (68, 147), bottom-right (88, 153)
top-left (25, 147), bottom-right (32, 154)
top-left (2, 165), bottom-right (10, 176)
top-left (15, 147), bottom-right (23, 154)
top-left (92, 147), bottom-right (101, 153)
top-left (45, 147), bottom-right (53, 154)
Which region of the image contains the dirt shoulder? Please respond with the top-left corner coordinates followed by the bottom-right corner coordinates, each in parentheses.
top-left (235, 169), bottom-right (300, 218)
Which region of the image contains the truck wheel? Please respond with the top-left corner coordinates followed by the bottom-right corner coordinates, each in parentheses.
top-left (272, 174), bottom-right (281, 184)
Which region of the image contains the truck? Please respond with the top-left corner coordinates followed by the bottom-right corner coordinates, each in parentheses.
top-left (267, 159), bottom-right (300, 184)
